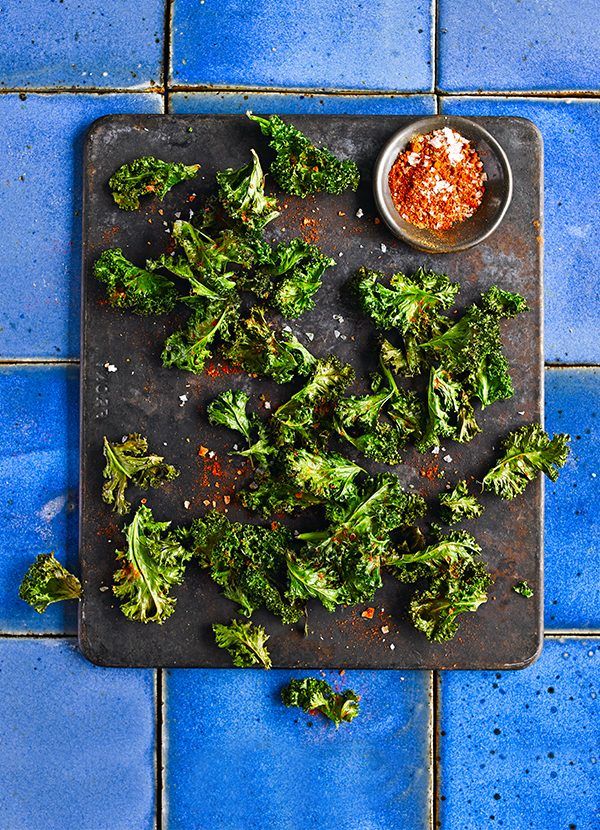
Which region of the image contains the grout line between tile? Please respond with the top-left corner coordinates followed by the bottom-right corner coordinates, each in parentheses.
top-left (0, 358), bottom-right (80, 366)
top-left (432, 0), bottom-right (439, 97)
top-left (432, 671), bottom-right (440, 829)
top-left (0, 87), bottom-right (163, 95)
top-left (163, 0), bottom-right (172, 114)
top-left (437, 89), bottom-right (600, 99)
top-left (545, 632), bottom-right (600, 639)
top-left (156, 667), bottom-right (164, 830)
top-left (0, 632), bottom-right (77, 639)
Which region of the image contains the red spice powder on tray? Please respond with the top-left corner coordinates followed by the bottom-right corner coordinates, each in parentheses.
top-left (388, 127), bottom-right (486, 231)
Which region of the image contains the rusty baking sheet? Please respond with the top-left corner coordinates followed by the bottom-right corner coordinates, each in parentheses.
top-left (80, 114), bottom-right (543, 669)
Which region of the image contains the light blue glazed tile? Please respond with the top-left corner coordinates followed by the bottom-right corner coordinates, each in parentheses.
top-left (0, 0), bottom-right (164, 88)
top-left (545, 369), bottom-right (600, 631)
top-left (170, 0), bottom-right (433, 92)
top-left (0, 638), bottom-right (155, 830)
top-left (438, 639), bottom-right (600, 830)
top-left (164, 669), bottom-right (431, 830)
top-left (0, 365), bottom-right (79, 633)
top-left (441, 97), bottom-right (600, 364)
top-left (438, 0), bottom-right (599, 92)
top-left (0, 92), bottom-right (163, 358)
top-left (170, 91), bottom-right (436, 116)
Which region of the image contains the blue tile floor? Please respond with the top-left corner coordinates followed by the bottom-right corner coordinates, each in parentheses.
top-left (1, 0), bottom-right (599, 828)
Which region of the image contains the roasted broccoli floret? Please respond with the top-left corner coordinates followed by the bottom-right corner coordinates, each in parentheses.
top-left (483, 423), bottom-right (570, 500)
top-left (162, 297), bottom-right (239, 374)
top-left (187, 512), bottom-right (303, 624)
top-left (102, 434), bottom-right (179, 515)
top-left (248, 113), bottom-right (360, 197)
top-left (113, 505), bottom-right (191, 624)
top-left (257, 238), bottom-right (336, 318)
top-left (213, 619), bottom-right (272, 669)
top-left (109, 156), bottom-right (200, 211)
top-left (94, 248), bottom-right (178, 315)
top-left (216, 149), bottom-right (279, 230)
top-left (222, 306), bottom-right (315, 383)
top-left (19, 553), bottom-right (81, 613)
top-left (281, 677), bottom-right (360, 727)
top-left (439, 480), bottom-right (484, 525)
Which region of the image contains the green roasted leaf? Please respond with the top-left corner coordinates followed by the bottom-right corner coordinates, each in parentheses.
top-left (483, 423), bottom-right (570, 500)
top-left (216, 149), bottom-right (279, 229)
top-left (113, 505), bottom-right (191, 624)
top-left (109, 156), bottom-right (199, 210)
top-left (94, 248), bottom-right (178, 315)
top-left (513, 580), bottom-right (534, 598)
top-left (213, 618), bottom-right (272, 668)
top-left (281, 677), bottom-right (360, 726)
top-left (19, 553), bottom-right (81, 614)
top-left (439, 480), bottom-right (484, 525)
top-left (102, 433), bottom-right (179, 515)
top-left (162, 297), bottom-right (239, 374)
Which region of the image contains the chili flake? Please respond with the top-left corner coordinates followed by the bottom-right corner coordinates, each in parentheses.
top-left (388, 127), bottom-right (486, 231)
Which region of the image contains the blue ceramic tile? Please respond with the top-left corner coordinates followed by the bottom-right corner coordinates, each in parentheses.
top-left (164, 669), bottom-right (431, 830)
top-left (545, 369), bottom-right (600, 631)
top-left (0, 365), bottom-right (79, 633)
top-left (170, 91), bottom-right (436, 115)
top-left (441, 97), bottom-right (600, 364)
top-left (438, 639), bottom-right (600, 830)
top-left (171, 0), bottom-right (433, 92)
top-left (0, 0), bottom-right (164, 88)
top-left (438, 0), bottom-right (598, 92)
top-left (0, 92), bottom-right (163, 359)
top-left (0, 638), bottom-right (155, 830)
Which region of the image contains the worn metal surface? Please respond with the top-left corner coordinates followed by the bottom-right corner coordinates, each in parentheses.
top-left (80, 114), bottom-right (543, 669)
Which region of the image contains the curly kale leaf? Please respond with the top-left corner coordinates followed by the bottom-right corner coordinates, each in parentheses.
top-left (19, 553), bottom-right (81, 613)
top-left (222, 306), bottom-right (315, 383)
top-left (151, 253), bottom-right (236, 301)
top-left (109, 156), bottom-right (199, 211)
top-left (257, 238), bottom-right (336, 318)
top-left (172, 220), bottom-right (256, 274)
top-left (281, 677), bottom-right (360, 726)
top-left (284, 447), bottom-right (365, 501)
top-left (162, 297), bottom-right (239, 374)
top-left (187, 512), bottom-right (303, 624)
top-left (337, 421), bottom-right (405, 465)
top-left (483, 423), bottom-right (570, 500)
top-left (439, 480), bottom-right (484, 525)
top-left (388, 528), bottom-right (482, 584)
top-left (272, 356), bottom-right (354, 448)
top-left (418, 367), bottom-right (480, 452)
top-left (207, 390), bottom-right (275, 468)
top-left (102, 434), bottom-right (179, 516)
top-left (94, 248), bottom-right (178, 315)
top-left (513, 580), bottom-right (534, 598)
top-left (409, 558), bottom-right (492, 642)
top-left (216, 149), bottom-right (279, 230)
top-left (285, 554), bottom-right (343, 612)
top-left (113, 505), bottom-right (191, 624)
top-left (213, 618), bottom-right (272, 668)
top-left (248, 113), bottom-right (360, 197)
top-left (241, 470), bottom-right (322, 517)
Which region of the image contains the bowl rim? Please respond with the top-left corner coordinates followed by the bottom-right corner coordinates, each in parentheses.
top-left (373, 115), bottom-right (513, 253)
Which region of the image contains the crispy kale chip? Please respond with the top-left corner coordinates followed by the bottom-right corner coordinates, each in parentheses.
top-left (162, 297), bottom-right (239, 374)
top-left (241, 470), bottom-right (322, 517)
top-left (272, 356), bottom-right (354, 448)
top-left (213, 618), bottom-right (272, 668)
top-left (284, 448), bottom-right (365, 501)
top-left (109, 156), bottom-right (200, 211)
top-left (216, 149), bottom-right (279, 230)
top-left (439, 480), bottom-right (484, 525)
top-left (296, 474), bottom-right (426, 607)
top-left (258, 238), bottom-right (336, 318)
top-left (102, 434), bottom-right (179, 515)
top-left (388, 528), bottom-right (483, 584)
top-left (409, 558), bottom-right (491, 643)
top-left (513, 580), bottom-right (534, 598)
top-left (171, 219), bottom-right (256, 278)
top-left (94, 248), bottom-right (178, 315)
top-left (418, 367), bottom-right (481, 452)
top-left (482, 423), bottom-right (570, 500)
top-left (248, 113), bottom-right (360, 197)
top-left (223, 306), bottom-right (315, 383)
top-left (19, 553), bottom-right (81, 613)
top-left (113, 505), bottom-right (191, 624)
top-left (207, 389), bottom-right (275, 468)
top-left (281, 677), bottom-right (360, 727)
top-left (187, 512), bottom-right (303, 624)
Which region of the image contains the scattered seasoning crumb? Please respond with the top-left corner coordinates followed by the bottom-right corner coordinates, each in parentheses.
top-left (179, 394), bottom-right (188, 406)
top-left (390, 643), bottom-right (396, 651)
top-left (223, 495), bottom-right (231, 505)
top-left (361, 607), bottom-right (375, 619)
top-left (264, 401), bottom-right (271, 410)
top-left (183, 500), bottom-right (190, 509)
top-left (305, 332), bottom-right (314, 342)
top-left (198, 445), bottom-right (209, 457)
top-left (334, 330), bottom-right (341, 338)
top-left (420, 462), bottom-right (441, 480)
top-left (518, 410), bottom-right (525, 415)
top-left (104, 363), bottom-right (117, 373)
top-left (99, 585), bottom-right (109, 592)
top-left (381, 625), bottom-right (390, 634)
top-left (388, 127), bottom-right (486, 231)
top-left (443, 454), bottom-right (453, 463)
top-left (337, 211), bottom-right (346, 216)
top-left (432, 446), bottom-right (440, 455)
top-left (380, 243), bottom-right (387, 253)
top-left (356, 208), bottom-right (364, 218)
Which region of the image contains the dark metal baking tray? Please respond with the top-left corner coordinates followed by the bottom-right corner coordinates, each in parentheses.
top-left (80, 114), bottom-right (543, 669)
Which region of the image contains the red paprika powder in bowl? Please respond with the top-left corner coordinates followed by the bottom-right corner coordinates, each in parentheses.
top-left (373, 116), bottom-right (513, 253)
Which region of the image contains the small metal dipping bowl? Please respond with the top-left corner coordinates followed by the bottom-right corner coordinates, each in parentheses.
top-left (373, 115), bottom-right (513, 254)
